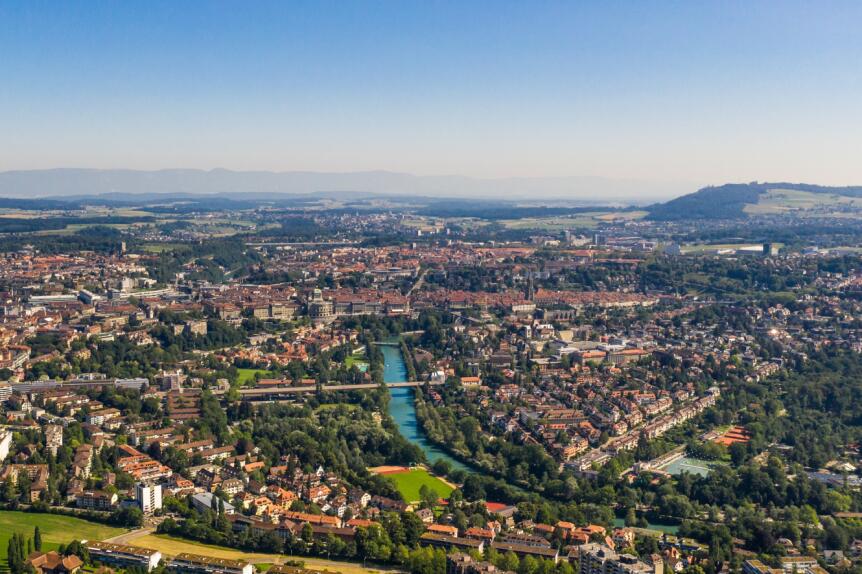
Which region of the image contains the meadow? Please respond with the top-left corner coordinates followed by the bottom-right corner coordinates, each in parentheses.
top-left (383, 468), bottom-right (453, 503)
top-left (0, 511), bottom-right (124, 565)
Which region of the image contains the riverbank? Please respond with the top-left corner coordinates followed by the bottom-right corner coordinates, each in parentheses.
top-left (381, 342), bottom-right (471, 473)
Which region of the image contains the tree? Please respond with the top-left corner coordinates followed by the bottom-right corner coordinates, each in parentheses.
top-left (33, 526), bottom-right (42, 552)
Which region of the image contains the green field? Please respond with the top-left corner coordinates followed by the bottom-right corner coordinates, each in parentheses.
top-left (384, 469), bottom-right (453, 503)
top-left (236, 368), bottom-right (276, 386)
top-left (744, 188), bottom-right (862, 216)
top-left (499, 210), bottom-right (648, 230)
top-left (0, 511), bottom-right (125, 563)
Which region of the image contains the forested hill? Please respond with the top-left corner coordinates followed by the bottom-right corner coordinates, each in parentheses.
top-left (647, 182), bottom-right (862, 221)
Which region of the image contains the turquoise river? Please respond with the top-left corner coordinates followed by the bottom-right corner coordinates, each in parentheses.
top-left (380, 342), bottom-right (470, 473)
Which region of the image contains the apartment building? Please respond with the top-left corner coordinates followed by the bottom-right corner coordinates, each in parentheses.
top-left (86, 541), bottom-right (162, 572)
top-left (578, 544), bottom-right (661, 574)
top-left (136, 482), bottom-right (163, 514)
top-left (168, 553), bottom-right (253, 574)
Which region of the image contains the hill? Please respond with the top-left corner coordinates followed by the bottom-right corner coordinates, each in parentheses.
top-left (647, 182), bottom-right (862, 220)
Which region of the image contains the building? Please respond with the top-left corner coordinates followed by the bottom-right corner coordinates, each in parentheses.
top-left (45, 425), bottom-right (63, 456)
top-left (777, 557), bottom-right (820, 574)
top-left (168, 553), bottom-right (253, 574)
top-left (578, 544), bottom-right (660, 574)
top-left (86, 541), bottom-right (162, 572)
top-left (0, 381), bottom-right (11, 402)
top-left (184, 320), bottom-right (208, 336)
top-left (192, 491), bottom-right (235, 515)
top-left (419, 532), bottom-right (485, 553)
top-left (0, 428), bottom-right (12, 462)
top-left (308, 289), bottom-right (334, 325)
top-left (447, 552), bottom-right (514, 574)
top-left (136, 482), bottom-right (163, 514)
top-left (490, 540), bottom-right (559, 563)
top-left (77, 490), bottom-right (118, 510)
top-left (26, 551), bottom-right (83, 574)
top-left (1, 464), bottom-right (49, 501)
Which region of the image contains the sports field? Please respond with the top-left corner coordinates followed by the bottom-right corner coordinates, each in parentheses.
top-left (381, 468), bottom-right (453, 503)
top-left (0, 510), bottom-right (125, 563)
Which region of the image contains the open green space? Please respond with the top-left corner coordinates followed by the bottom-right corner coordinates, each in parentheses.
top-left (0, 510), bottom-right (125, 563)
top-left (236, 368), bottom-right (277, 386)
top-left (744, 188), bottom-right (862, 216)
top-left (498, 210), bottom-right (647, 230)
top-left (384, 468), bottom-right (453, 503)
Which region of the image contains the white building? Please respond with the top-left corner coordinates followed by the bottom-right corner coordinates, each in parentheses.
top-left (86, 541), bottom-right (162, 572)
top-left (0, 429), bottom-right (11, 462)
top-left (169, 554), bottom-right (252, 574)
top-left (136, 482), bottom-right (163, 514)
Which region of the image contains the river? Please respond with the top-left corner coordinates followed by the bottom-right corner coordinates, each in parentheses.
top-left (380, 342), bottom-right (471, 473)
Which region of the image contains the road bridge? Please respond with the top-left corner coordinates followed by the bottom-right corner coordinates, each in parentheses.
top-left (215, 379), bottom-right (442, 398)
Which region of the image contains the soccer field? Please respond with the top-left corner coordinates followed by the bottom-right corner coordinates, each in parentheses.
top-left (384, 468), bottom-right (453, 503)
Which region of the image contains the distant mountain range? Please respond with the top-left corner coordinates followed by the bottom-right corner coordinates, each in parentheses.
top-left (2, 171), bottom-right (859, 222)
top-left (646, 182), bottom-right (862, 221)
top-left (0, 168), bottom-right (690, 204)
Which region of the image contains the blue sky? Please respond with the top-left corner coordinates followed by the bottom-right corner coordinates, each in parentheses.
top-left (2, 1), bottom-right (861, 188)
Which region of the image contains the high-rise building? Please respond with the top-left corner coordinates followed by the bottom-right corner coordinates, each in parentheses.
top-left (136, 482), bottom-right (163, 514)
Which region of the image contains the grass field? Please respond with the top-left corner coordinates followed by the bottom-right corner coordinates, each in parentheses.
top-left (744, 188), bottom-right (862, 216)
top-left (384, 468), bottom-right (453, 503)
top-left (0, 511), bottom-right (125, 563)
top-left (236, 368), bottom-right (276, 386)
top-left (498, 210), bottom-right (648, 230)
top-left (130, 534), bottom-right (384, 574)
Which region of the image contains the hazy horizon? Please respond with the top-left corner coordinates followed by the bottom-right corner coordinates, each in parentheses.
top-left (0, 167), bottom-right (704, 203)
top-left (3, 1), bottom-right (862, 195)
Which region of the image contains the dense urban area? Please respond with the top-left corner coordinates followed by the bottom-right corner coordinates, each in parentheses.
top-left (5, 185), bottom-right (862, 574)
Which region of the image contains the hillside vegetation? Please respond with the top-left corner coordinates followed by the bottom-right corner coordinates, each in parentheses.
top-left (648, 182), bottom-right (862, 221)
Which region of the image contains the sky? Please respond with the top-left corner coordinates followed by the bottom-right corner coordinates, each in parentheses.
top-left (1, 1), bottom-right (862, 192)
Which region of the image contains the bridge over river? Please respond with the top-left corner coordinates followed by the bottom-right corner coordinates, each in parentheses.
top-left (213, 381), bottom-right (443, 400)
top-left (221, 379), bottom-right (441, 399)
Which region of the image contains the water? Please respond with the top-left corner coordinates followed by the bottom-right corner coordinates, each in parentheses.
top-left (380, 342), bottom-right (471, 473)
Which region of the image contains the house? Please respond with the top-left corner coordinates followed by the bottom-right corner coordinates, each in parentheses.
top-left (26, 552), bottom-right (83, 574)
top-left (427, 524), bottom-right (459, 537)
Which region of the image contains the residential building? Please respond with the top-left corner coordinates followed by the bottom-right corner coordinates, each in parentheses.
top-left (25, 551), bottom-right (83, 574)
top-left (168, 553), bottom-right (253, 574)
top-left (136, 482), bottom-right (163, 514)
top-left (86, 541), bottom-right (162, 572)
top-left (578, 544), bottom-right (660, 574)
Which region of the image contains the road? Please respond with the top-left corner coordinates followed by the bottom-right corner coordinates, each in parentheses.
top-left (406, 268), bottom-right (428, 297)
top-left (102, 527), bottom-right (155, 544)
top-left (214, 380), bottom-right (441, 398)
